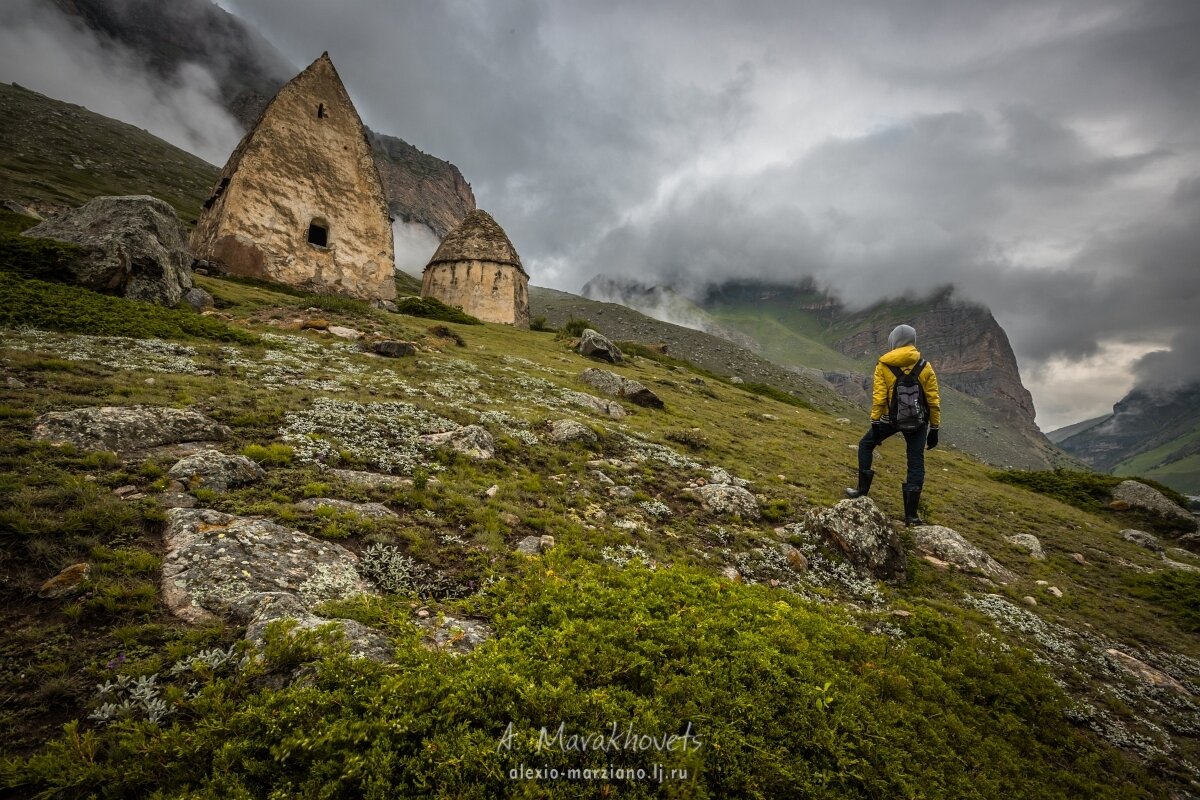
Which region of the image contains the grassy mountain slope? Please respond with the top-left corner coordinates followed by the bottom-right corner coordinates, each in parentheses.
top-left (0, 82), bottom-right (220, 222)
top-left (2, 238), bottom-right (1200, 794)
top-left (1048, 414), bottom-right (1113, 445)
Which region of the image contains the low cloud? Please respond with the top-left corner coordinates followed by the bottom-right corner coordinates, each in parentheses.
top-left (392, 220), bottom-right (440, 282)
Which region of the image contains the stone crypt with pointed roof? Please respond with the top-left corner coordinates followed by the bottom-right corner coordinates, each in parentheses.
top-left (421, 209), bottom-right (529, 328)
top-left (189, 53), bottom-right (395, 302)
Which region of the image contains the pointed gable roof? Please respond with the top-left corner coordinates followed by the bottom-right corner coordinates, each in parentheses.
top-left (425, 209), bottom-right (525, 275)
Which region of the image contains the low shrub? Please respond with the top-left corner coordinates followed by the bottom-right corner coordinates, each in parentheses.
top-left (993, 469), bottom-right (1189, 514)
top-left (393, 296), bottom-right (482, 325)
top-left (1122, 570), bottom-right (1200, 633)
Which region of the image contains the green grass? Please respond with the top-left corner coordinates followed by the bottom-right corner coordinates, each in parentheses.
top-left (1122, 571), bottom-right (1200, 634)
top-left (992, 468), bottom-right (1189, 513)
top-left (393, 296), bottom-right (483, 325)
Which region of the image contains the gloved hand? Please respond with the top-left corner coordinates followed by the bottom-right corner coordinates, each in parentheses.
top-left (926, 427), bottom-right (939, 450)
top-left (872, 417), bottom-right (888, 433)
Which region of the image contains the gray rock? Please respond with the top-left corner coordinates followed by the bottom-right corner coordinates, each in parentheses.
top-left (233, 592), bottom-right (394, 662)
top-left (4, 376), bottom-right (25, 389)
top-left (377, 300), bottom-right (399, 313)
top-left (22, 195), bottom-right (193, 305)
top-left (371, 340), bottom-right (417, 358)
top-left (181, 287), bottom-right (214, 312)
top-left (693, 483), bottom-right (761, 520)
top-left (162, 508), bottom-right (375, 624)
top-left (563, 390), bottom-right (626, 419)
top-left (730, 376), bottom-right (744, 385)
top-left (421, 425), bottom-right (495, 460)
top-left (804, 497), bottom-right (906, 581)
top-left (1121, 528), bottom-right (1164, 553)
top-left (33, 405), bottom-right (230, 453)
top-left (168, 449), bottom-right (265, 492)
top-left (158, 491), bottom-right (197, 509)
top-left (328, 469), bottom-right (417, 490)
top-left (415, 614), bottom-right (493, 655)
top-left (1112, 480), bottom-right (1198, 531)
top-left (515, 535), bottom-right (547, 556)
top-left (781, 544), bottom-right (808, 574)
top-left (911, 525), bottom-right (1015, 582)
top-left (295, 498), bottom-right (397, 519)
top-left (609, 485), bottom-right (635, 500)
top-left (3, 199), bottom-right (41, 219)
top-left (38, 563), bottom-right (91, 599)
top-left (579, 329), bottom-right (623, 363)
top-left (548, 419), bottom-right (598, 445)
top-left (1006, 533), bottom-right (1046, 560)
top-left (1105, 648), bottom-right (1190, 694)
top-left (579, 368), bottom-right (664, 409)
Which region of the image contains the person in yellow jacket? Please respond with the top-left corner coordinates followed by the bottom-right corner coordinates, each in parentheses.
top-left (845, 324), bottom-right (941, 525)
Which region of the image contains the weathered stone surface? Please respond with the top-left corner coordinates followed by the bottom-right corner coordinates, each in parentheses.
top-left (421, 425), bottom-right (494, 460)
top-left (1121, 529), bottom-right (1164, 553)
top-left (295, 498), bottom-right (397, 519)
top-left (33, 405), bottom-right (230, 453)
top-left (3, 199), bottom-right (41, 219)
top-left (422, 210), bottom-right (528, 327)
top-left (234, 591), bottom-right (394, 662)
top-left (23, 195), bottom-right (193, 305)
top-left (190, 54), bottom-right (396, 302)
top-left (579, 329), bottom-right (623, 363)
top-left (326, 326), bottom-right (361, 340)
top-left (548, 419), bottom-right (598, 445)
top-left (168, 450), bottom-right (265, 492)
top-left (182, 287), bottom-right (215, 312)
top-left (416, 613), bottom-right (493, 655)
top-left (38, 563), bottom-right (91, 599)
top-left (1112, 481), bottom-right (1197, 531)
top-left (159, 491), bottom-right (197, 509)
top-left (515, 535), bottom-right (556, 556)
top-left (328, 469), bottom-right (412, 490)
top-left (693, 483), bottom-right (761, 520)
top-left (162, 508), bottom-right (374, 624)
top-left (804, 498), bottom-right (906, 581)
top-left (579, 368), bottom-right (664, 409)
top-left (1006, 533), bottom-right (1046, 560)
top-left (371, 340), bottom-right (418, 358)
top-left (783, 545), bottom-right (808, 574)
top-left (911, 525), bottom-right (1015, 582)
top-left (564, 390), bottom-right (626, 419)
top-left (1106, 649), bottom-right (1190, 694)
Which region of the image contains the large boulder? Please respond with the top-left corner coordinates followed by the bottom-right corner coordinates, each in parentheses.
top-left (547, 419), bottom-right (598, 445)
top-left (22, 195), bottom-right (194, 305)
top-left (161, 508), bottom-right (375, 624)
top-left (579, 329), bottom-right (623, 363)
top-left (579, 368), bottom-right (664, 409)
top-left (563, 390), bottom-right (626, 420)
top-left (233, 592), bottom-right (394, 662)
top-left (1006, 533), bottom-right (1046, 560)
top-left (693, 483), bottom-right (761, 520)
top-left (911, 525), bottom-right (1015, 582)
top-left (1111, 480), bottom-right (1197, 532)
top-left (804, 498), bottom-right (906, 582)
top-left (421, 425), bottom-right (495, 460)
top-left (168, 450), bottom-right (265, 492)
top-left (33, 405), bottom-right (230, 453)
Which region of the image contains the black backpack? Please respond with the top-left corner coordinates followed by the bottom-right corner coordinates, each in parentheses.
top-left (887, 360), bottom-right (928, 432)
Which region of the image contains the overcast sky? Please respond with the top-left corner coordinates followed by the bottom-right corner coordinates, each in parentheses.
top-left (5, 1), bottom-right (1199, 430)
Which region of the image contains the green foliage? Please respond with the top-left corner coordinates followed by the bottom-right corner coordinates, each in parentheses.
top-left (427, 324), bottom-right (465, 347)
top-left (529, 315), bottom-right (553, 332)
top-left (739, 381), bottom-right (816, 411)
top-left (0, 210), bottom-right (86, 281)
top-left (993, 468), bottom-right (1190, 513)
top-left (1122, 571), bottom-right (1200, 633)
top-left (761, 498), bottom-right (792, 522)
top-left (560, 317), bottom-right (592, 337)
top-left (0, 271), bottom-right (258, 344)
top-left (393, 295), bottom-right (483, 325)
top-left (295, 293), bottom-right (378, 318)
top-left (241, 443), bottom-right (295, 467)
top-left (5, 560), bottom-right (1155, 799)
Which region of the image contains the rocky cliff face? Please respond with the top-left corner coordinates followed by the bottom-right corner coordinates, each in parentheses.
top-left (51, 0), bottom-right (475, 238)
top-left (1057, 384), bottom-right (1200, 476)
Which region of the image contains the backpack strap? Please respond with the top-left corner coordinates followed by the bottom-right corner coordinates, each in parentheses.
top-left (886, 360), bottom-right (924, 379)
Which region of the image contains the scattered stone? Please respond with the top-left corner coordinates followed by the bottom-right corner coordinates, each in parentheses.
top-left (691, 483), bottom-right (761, 520)
top-left (158, 492), bottom-right (197, 509)
top-left (3, 199), bottom-right (41, 219)
top-left (730, 376), bottom-right (744, 385)
top-left (33, 405), bottom-right (230, 454)
top-left (911, 525), bottom-right (1015, 582)
top-left (564, 390), bottom-right (626, 419)
top-left (579, 368), bottom-right (664, 409)
top-left (181, 287), bottom-right (214, 312)
top-left (515, 536), bottom-right (549, 556)
top-left (1047, 586), bottom-right (1063, 598)
top-left (371, 340), bottom-right (418, 358)
top-left (1177, 532), bottom-right (1200, 553)
top-left (301, 319), bottom-right (331, 330)
top-left (836, 418), bottom-right (851, 425)
top-left (1105, 649), bottom-right (1190, 694)
top-left (1121, 529), bottom-right (1164, 553)
top-left (416, 608), bottom-right (430, 619)
top-left (609, 486), bottom-right (634, 500)
top-left (377, 300), bottom-right (399, 313)
top-left (168, 449), bottom-right (265, 492)
top-left (922, 555), bottom-right (950, 570)
top-left (783, 545), bottom-right (808, 574)
top-left (38, 563), bottom-right (91, 599)
top-left (326, 326), bottom-right (361, 340)
top-left (485, 485), bottom-right (499, 498)
top-left (420, 425), bottom-right (495, 460)
top-left (891, 609), bottom-right (912, 619)
top-left (1006, 533), bottom-right (1046, 560)
top-left (113, 484), bottom-right (140, 498)
top-left (234, 591), bottom-right (393, 662)
top-left (22, 195), bottom-right (194, 305)
top-left (1069, 552), bottom-right (1088, 565)
top-left (1111, 480), bottom-right (1198, 531)
top-left (415, 614), bottom-right (493, 655)
top-left (590, 470), bottom-right (615, 486)
top-left (804, 497), bottom-right (906, 582)
top-left (1035, 579), bottom-right (1048, 586)
top-left (720, 566), bottom-right (742, 582)
top-left (162, 508), bottom-right (374, 624)
top-left (501, 512), bottom-right (520, 527)
top-left (328, 469), bottom-right (422, 490)
top-left (295, 498), bottom-right (397, 519)
top-left (1021, 595), bottom-right (1037, 607)
top-left (4, 376), bottom-right (25, 389)
top-left (578, 329), bottom-right (623, 363)
top-left (548, 419), bottom-right (598, 445)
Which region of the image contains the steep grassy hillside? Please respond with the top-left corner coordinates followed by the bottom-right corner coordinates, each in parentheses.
top-left (0, 83), bottom-right (219, 223)
top-left (2, 230), bottom-right (1200, 795)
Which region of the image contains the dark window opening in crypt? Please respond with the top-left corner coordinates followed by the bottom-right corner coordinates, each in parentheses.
top-left (317, 103), bottom-right (326, 118)
top-left (307, 220), bottom-right (329, 247)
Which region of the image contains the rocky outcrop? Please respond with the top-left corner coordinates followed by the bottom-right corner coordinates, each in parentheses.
top-left (294, 498), bottom-right (397, 519)
top-left (1112, 481), bottom-right (1197, 532)
top-left (804, 498), bottom-right (906, 581)
top-left (23, 195), bottom-right (194, 305)
top-left (1006, 534), bottom-right (1046, 560)
top-left (911, 525), bottom-right (1015, 582)
top-left (33, 406), bottom-right (230, 453)
top-left (420, 425), bottom-right (495, 461)
top-left (579, 368), bottom-right (664, 409)
top-left (563, 391), bottom-right (627, 420)
top-left (547, 419), bottom-right (598, 445)
top-left (168, 450), bottom-right (265, 492)
top-left (692, 484), bottom-right (761, 520)
top-left (1121, 529), bottom-right (1164, 553)
top-left (579, 329), bottom-right (623, 363)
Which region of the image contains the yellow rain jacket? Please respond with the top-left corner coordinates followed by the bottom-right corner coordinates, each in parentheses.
top-left (870, 345), bottom-right (941, 427)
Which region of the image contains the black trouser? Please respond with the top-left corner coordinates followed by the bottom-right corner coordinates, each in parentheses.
top-left (858, 422), bottom-right (928, 488)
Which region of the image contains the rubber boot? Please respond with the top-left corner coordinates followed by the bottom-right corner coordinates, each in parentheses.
top-left (903, 483), bottom-right (924, 526)
top-left (845, 469), bottom-right (874, 499)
